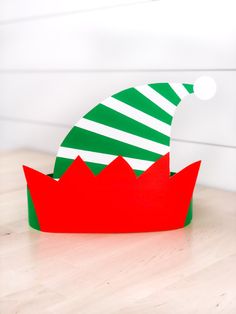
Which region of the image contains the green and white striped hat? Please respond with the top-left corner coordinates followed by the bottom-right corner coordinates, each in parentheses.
top-left (53, 76), bottom-right (216, 178)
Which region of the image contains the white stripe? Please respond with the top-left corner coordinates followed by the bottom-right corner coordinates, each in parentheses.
top-left (57, 147), bottom-right (154, 171)
top-left (169, 83), bottom-right (189, 99)
top-left (101, 97), bottom-right (171, 137)
top-left (75, 118), bottom-right (169, 156)
top-left (135, 85), bottom-right (177, 116)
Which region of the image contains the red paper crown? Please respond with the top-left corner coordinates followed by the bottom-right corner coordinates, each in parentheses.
top-left (23, 153), bottom-right (200, 233)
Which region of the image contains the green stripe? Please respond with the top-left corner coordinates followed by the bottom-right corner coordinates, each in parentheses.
top-left (86, 161), bottom-right (143, 177)
top-left (54, 159), bottom-right (187, 179)
top-left (183, 84), bottom-right (194, 94)
top-left (113, 87), bottom-right (173, 125)
top-left (54, 157), bottom-right (108, 177)
top-left (60, 127), bottom-right (161, 160)
top-left (54, 126), bottom-right (162, 177)
top-left (54, 157), bottom-right (74, 177)
top-left (84, 104), bottom-right (170, 146)
top-left (149, 83), bottom-right (181, 106)
top-left (54, 157), bottom-right (145, 178)
top-left (85, 161), bottom-right (108, 175)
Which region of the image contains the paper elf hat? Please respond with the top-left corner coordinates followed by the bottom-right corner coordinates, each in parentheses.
top-left (23, 76), bottom-right (216, 233)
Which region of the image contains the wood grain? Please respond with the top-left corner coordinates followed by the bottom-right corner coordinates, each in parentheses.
top-left (0, 150), bottom-right (236, 313)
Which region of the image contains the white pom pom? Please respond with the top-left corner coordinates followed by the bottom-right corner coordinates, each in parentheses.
top-left (194, 76), bottom-right (216, 100)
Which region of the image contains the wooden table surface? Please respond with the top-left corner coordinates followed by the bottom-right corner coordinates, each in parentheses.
top-left (0, 150), bottom-right (236, 314)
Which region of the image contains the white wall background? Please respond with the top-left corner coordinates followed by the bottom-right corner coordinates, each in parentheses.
top-left (0, 0), bottom-right (236, 191)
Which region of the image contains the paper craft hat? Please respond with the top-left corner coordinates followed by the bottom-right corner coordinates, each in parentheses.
top-left (23, 76), bottom-right (216, 233)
